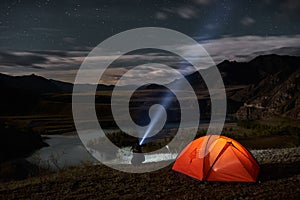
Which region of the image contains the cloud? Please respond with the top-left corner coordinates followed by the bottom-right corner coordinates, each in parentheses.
top-left (155, 12), bottom-right (168, 20)
top-left (0, 51), bottom-right (48, 67)
top-left (0, 49), bottom-right (182, 84)
top-left (63, 37), bottom-right (77, 44)
top-left (1, 35), bottom-right (299, 85)
top-left (204, 24), bottom-right (217, 30)
top-left (176, 6), bottom-right (198, 19)
top-left (157, 0), bottom-right (216, 20)
top-left (0, 50), bottom-right (87, 78)
top-left (117, 65), bottom-right (180, 86)
top-left (162, 6), bottom-right (199, 19)
top-left (200, 34), bottom-right (300, 63)
top-left (156, 0), bottom-right (216, 20)
top-left (193, 0), bottom-right (216, 5)
top-left (240, 16), bottom-right (255, 26)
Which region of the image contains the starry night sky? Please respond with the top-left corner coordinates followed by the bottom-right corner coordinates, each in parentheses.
top-left (0, 0), bottom-right (299, 83)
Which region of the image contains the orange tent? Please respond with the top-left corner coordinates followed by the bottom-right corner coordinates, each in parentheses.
top-left (172, 135), bottom-right (259, 182)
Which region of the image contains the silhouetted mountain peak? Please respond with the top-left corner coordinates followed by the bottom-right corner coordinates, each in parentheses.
top-left (0, 73), bottom-right (60, 93)
top-left (218, 59), bottom-right (233, 66)
top-left (0, 54), bottom-right (299, 119)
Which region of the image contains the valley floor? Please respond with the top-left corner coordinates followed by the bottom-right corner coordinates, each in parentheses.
top-left (0, 147), bottom-right (299, 200)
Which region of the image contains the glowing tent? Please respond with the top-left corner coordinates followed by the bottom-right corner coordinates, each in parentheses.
top-left (172, 135), bottom-right (259, 182)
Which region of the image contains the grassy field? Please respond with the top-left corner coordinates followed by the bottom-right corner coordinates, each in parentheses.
top-left (0, 160), bottom-right (299, 200)
top-left (1, 114), bottom-right (300, 199)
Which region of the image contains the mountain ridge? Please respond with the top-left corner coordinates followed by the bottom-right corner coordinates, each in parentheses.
top-left (0, 54), bottom-right (299, 119)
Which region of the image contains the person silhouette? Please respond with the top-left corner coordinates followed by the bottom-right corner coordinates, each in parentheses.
top-left (131, 141), bottom-right (145, 165)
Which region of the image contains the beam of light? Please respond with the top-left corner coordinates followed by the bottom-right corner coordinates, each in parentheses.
top-left (139, 91), bottom-right (172, 145)
top-left (139, 2), bottom-right (235, 145)
top-left (139, 64), bottom-right (187, 145)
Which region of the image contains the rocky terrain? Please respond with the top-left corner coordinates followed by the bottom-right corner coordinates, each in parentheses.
top-left (171, 54), bottom-right (300, 120)
top-left (232, 55), bottom-right (300, 120)
top-left (251, 147), bottom-right (300, 164)
top-left (0, 146), bottom-right (299, 200)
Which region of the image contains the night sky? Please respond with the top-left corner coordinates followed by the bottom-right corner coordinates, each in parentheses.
top-left (0, 0), bottom-right (299, 84)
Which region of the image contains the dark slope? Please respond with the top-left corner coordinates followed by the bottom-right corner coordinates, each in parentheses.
top-left (169, 54), bottom-right (300, 119)
top-left (0, 54), bottom-right (299, 119)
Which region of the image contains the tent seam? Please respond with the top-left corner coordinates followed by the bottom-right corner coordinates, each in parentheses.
top-left (204, 142), bottom-right (230, 180)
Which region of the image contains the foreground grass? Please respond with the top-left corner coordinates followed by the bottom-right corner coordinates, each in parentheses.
top-left (1, 117), bottom-right (299, 199)
top-left (0, 161), bottom-right (299, 200)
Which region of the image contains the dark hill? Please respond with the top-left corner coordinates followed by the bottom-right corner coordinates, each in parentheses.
top-left (0, 73), bottom-right (61, 93)
top-left (0, 54), bottom-right (299, 119)
top-left (0, 122), bottom-right (48, 163)
top-left (171, 54), bottom-right (300, 88)
top-left (168, 54), bottom-right (300, 119)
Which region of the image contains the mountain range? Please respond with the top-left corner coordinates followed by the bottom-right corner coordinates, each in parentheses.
top-left (0, 54), bottom-right (299, 120)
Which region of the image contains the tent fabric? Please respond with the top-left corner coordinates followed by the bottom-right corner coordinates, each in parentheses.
top-left (172, 135), bottom-right (260, 182)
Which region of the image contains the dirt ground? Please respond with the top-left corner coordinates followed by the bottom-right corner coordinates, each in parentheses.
top-left (0, 148), bottom-right (299, 200)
